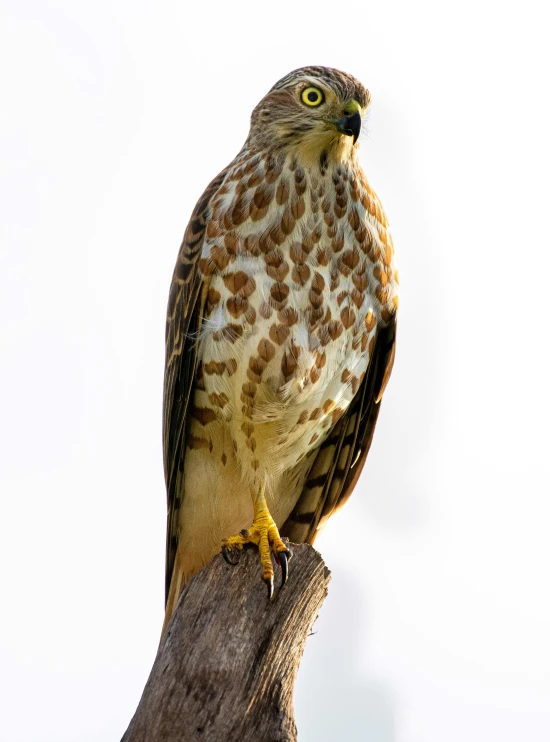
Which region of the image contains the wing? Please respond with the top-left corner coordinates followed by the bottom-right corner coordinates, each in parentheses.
top-left (163, 168), bottom-right (229, 605)
top-left (281, 314), bottom-right (397, 544)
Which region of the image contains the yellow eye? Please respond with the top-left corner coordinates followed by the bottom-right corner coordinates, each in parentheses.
top-left (301, 87), bottom-right (324, 107)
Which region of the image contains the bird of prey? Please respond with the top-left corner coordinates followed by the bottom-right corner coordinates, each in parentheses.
top-left (162, 66), bottom-right (398, 629)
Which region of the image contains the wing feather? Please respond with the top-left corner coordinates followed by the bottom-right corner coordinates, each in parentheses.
top-left (163, 168), bottom-right (229, 604)
top-left (281, 315), bottom-right (397, 544)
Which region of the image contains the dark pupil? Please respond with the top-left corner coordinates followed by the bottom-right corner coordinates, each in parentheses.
top-left (307, 90), bottom-right (319, 102)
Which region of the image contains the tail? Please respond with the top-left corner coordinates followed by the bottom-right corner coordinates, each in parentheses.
top-left (161, 549), bottom-right (188, 635)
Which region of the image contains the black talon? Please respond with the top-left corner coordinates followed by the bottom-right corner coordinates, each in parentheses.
top-left (222, 545), bottom-right (240, 565)
top-left (279, 551), bottom-right (289, 587)
top-left (265, 576), bottom-right (274, 599)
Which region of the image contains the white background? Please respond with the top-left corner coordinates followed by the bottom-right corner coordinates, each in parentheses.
top-left (1, 1), bottom-right (549, 740)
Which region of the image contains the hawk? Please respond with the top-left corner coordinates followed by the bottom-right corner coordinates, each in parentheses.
top-left (162, 66), bottom-right (398, 629)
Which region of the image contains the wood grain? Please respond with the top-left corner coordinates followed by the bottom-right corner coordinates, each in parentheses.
top-left (122, 543), bottom-right (330, 742)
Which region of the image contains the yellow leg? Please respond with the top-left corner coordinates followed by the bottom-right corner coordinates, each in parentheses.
top-left (222, 483), bottom-right (291, 597)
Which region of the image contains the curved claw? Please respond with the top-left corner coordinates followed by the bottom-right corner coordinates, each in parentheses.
top-left (279, 551), bottom-right (289, 587)
top-left (222, 544), bottom-right (240, 566)
top-left (265, 576), bottom-right (274, 599)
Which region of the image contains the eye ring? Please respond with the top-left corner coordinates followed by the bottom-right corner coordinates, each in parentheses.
top-left (301, 86), bottom-right (324, 107)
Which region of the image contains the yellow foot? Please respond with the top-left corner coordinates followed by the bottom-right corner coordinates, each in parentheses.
top-left (222, 483), bottom-right (291, 598)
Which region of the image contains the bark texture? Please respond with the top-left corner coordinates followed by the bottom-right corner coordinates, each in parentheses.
top-left (122, 543), bottom-right (330, 742)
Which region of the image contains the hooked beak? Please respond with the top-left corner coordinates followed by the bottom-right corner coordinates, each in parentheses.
top-left (335, 110), bottom-right (362, 144)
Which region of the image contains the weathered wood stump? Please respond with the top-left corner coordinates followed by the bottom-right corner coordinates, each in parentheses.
top-left (122, 543), bottom-right (330, 742)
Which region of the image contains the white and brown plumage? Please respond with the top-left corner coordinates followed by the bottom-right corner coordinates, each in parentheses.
top-left (162, 66), bottom-right (398, 628)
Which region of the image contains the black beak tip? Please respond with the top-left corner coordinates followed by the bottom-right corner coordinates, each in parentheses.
top-left (337, 110), bottom-right (362, 144)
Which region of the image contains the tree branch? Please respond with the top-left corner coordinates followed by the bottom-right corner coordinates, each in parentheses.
top-left (122, 543), bottom-right (330, 742)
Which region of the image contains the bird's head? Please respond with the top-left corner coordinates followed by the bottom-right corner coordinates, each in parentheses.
top-left (248, 66), bottom-right (371, 166)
